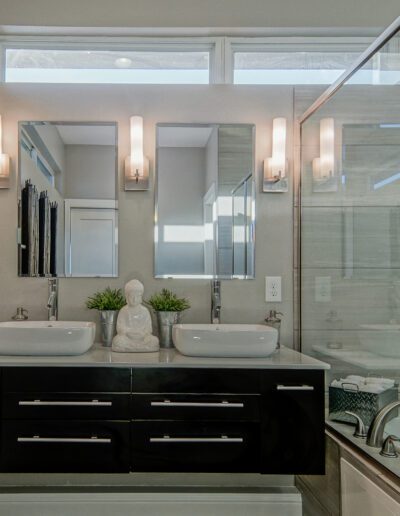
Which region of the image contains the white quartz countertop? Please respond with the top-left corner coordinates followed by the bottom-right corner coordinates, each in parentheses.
top-left (0, 345), bottom-right (330, 369)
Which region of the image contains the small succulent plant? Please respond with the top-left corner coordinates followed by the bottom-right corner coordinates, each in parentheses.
top-left (147, 289), bottom-right (190, 312)
top-left (86, 287), bottom-right (126, 311)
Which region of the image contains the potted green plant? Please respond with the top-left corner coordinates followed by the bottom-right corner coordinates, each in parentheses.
top-left (86, 287), bottom-right (126, 347)
top-left (147, 289), bottom-right (190, 348)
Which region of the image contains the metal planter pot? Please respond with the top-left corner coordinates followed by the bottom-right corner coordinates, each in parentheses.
top-left (99, 310), bottom-right (119, 347)
top-left (156, 311), bottom-right (181, 349)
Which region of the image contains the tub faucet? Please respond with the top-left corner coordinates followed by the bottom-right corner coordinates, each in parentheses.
top-left (366, 400), bottom-right (400, 448)
top-left (47, 278), bottom-right (58, 321)
top-left (211, 279), bottom-right (221, 324)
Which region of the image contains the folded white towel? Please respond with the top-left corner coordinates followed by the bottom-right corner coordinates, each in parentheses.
top-left (365, 377), bottom-right (395, 388)
top-left (330, 375), bottom-right (395, 394)
top-left (346, 375), bottom-right (365, 383)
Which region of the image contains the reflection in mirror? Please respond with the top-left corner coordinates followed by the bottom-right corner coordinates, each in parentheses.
top-left (18, 122), bottom-right (118, 278)
top-left (155, 123), bottom-right (255, 279)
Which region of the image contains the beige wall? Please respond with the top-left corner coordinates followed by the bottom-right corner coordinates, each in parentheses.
top-left (0, 83), bottom-right (295, 345)
top-left (0, 0), bottom-right (398, 29)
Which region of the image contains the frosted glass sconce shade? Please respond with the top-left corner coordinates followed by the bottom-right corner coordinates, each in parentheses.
top-left (0, 116), bottom-right (10, 189)
top-left (312, 118), bottom-right (337, 192)
top-left (263, 117), bottom-right (288, 192)
top-left (125, 116), bottom-right (149, 191)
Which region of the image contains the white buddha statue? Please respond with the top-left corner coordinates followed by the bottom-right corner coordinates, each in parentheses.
top-left (112, 279), bottom-right (159, 353)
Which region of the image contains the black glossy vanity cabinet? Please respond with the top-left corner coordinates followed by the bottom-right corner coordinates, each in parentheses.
top-left (0, 366), bottom-right (325, 474)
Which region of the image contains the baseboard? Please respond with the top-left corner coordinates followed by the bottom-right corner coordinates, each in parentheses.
top-left (0, 488), bottom-right (303, 516)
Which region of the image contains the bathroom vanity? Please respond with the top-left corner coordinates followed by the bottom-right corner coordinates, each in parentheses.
top-left (0, 347), bottom-right (328, 475)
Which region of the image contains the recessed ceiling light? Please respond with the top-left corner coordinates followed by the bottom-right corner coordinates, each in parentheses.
top-left (115, 57), bottom-right (133, 68)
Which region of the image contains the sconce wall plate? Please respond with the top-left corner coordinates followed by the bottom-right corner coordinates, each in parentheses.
top-left (263, 117), bottom-right (288, 193)
top-left (263, 158), bottom-right (289, 192)
top-left (312, 175), bottom-right (338, 193)
top-left (124, 155), bottom-right (149, 191)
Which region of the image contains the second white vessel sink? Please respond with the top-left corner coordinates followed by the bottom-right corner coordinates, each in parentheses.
top-left (0, 321), bottom-right (96, 356)
top-left (172, 323), bottom-right (278, 358)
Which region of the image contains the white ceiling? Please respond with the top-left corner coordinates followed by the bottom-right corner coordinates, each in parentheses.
top-left (55, 124), bottom-right (116, 146)
top-left (158, 126), bottom-right (213, 148)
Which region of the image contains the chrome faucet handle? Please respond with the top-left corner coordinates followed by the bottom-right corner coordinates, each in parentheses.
top-left (380, 435), bottom-right (399, 458)
top-left (345, 411), bottom-right (367, 439)
top-left (12, 307), bottom-right (29, 321)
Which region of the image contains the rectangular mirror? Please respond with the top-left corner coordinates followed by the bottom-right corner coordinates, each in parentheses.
top-left (18, 122), bottom-right (118, 278)
top-left (155, 123), bottom-right (255, 279)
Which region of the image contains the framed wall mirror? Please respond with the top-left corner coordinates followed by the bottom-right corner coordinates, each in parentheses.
top-left (155, 123), bottom-right (255, 279)
top-left (18, 122), bottom-right (118, 278)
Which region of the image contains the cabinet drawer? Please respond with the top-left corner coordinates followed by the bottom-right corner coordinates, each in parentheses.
top-left (2, 367), bottom-right (131, 393)
top-left (132, 394), bottom-right (260, 421)
top-left (261, 370), bottom-right (324, 393)
top-left (133, 368), bottom-right (259, 393)
top-left (3, 393), bottom-right (130, 420)
top-left (131, 421), bottom-right (259, 472)
top-left (1, 420), bottom-right (130, 472)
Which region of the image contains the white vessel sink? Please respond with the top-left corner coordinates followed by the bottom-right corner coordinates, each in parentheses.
top-left (358, 324), bottom-right (400, 358)
top-left (172, 324), bottom-right (278, 358)
top-left (0, 321), bottom-right (96, 356)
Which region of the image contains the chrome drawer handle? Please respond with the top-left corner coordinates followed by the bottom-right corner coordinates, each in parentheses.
top-left (18, 400), bottom-right (112, 407)
top-left (17, 435), bottom-right (111, 444)
top-left (151, 400), bottom-right (244, 408)
top-left (276, 385), bottom-right (314, 391)
top-left (150, 435), bottom-right (244, 443)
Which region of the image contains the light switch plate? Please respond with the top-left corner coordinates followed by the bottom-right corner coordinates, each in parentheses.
top-left (265, 276), bottom-right (282, 302)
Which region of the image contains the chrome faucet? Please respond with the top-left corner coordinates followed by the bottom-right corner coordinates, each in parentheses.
top-left (211, 279), bottom-right (221, 324)
top-left (47, 278), bottom-right (58, 321)
top-left (366, 400), bottom-right (400, 448)
top-left (265, 310), bottom-right (283, 348)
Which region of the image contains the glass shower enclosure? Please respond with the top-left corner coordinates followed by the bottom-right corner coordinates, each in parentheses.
top-left (299, 17), bottom-right (400, 424)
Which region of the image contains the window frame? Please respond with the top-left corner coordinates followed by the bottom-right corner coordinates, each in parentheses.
top-left (0, 34), bottom-right (375, 85)
top-left (226, 36), bottom-right (374, 84)
top-left (0, 36), bottom-right (224, 84)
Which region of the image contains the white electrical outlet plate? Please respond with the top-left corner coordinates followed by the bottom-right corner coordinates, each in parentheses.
top-left (265, 276), bottom-right (282, 302)
top-left (315, 276), bottom-right (331, 302)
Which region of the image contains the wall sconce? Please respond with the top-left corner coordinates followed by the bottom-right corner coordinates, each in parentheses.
top-left (0, 116), bottom-right (10, 189)
top-left (263, 117), bottom-right (288, 193)
top-left (312, 118), bottom-right (337, 192)
top-left (125, 115), bottom-right (149, 191)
